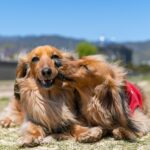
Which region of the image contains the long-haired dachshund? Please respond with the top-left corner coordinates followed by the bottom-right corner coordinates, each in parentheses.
top-left (58, 57), bottom-right (150, 142)
top-left (0, 45), bottom-right (84, 147)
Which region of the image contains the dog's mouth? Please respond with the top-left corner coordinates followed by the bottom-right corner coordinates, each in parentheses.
top-left (37, 71), bottom-right (74, 88)
top-left (37, 78), bottom-right (55, 88)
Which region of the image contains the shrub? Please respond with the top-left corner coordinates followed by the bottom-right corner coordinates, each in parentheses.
top-left (76, 42), bottom-right (97, 58)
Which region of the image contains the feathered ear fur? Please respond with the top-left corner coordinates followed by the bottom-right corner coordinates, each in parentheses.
top-left (61, 51), bottom-right (76, 60)
top-left (16, 55), bottom-right (30, 78)
top-left (15, 55), bottom-right (30, 100)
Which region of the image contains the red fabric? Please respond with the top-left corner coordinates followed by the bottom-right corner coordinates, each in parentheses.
top-left (125, 81), bottom-right (143, 113)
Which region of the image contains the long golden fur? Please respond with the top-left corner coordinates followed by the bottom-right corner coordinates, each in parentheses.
top-left (1, 46), bottom-right (150, 146)
top-left (58, 57), bottom-right (150, 142)
top-left (0, 46), bottom-right (83, 147)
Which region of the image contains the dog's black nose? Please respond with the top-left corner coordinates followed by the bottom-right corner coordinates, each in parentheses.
top-left (42, 68), bottom-right (52, 77)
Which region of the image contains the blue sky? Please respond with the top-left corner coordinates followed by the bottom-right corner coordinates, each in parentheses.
top-left (0, 0), bottom-right (150, 42)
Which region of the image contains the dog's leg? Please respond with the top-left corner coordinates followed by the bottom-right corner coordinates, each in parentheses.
top-left (71, 124), bottom-right (103, 143)
top-left (0, 97), bottom-right (24, 127)
top-left (18, 121), bottom-right (46, 147)
top-left (112, 127), bottom-right (137, 142)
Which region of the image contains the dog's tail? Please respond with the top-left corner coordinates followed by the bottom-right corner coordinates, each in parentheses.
top-left (95, 75), bottom-right (127, 127)
top-left (103, 76), bottom-right (150, 133)
top-left (107, 76), bottom-right (128, 126)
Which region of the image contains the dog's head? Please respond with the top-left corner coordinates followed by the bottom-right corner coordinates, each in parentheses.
top-left (17, 45), bottom-right (74, 89)
top-left (58, 58), bottom-right (111, 88)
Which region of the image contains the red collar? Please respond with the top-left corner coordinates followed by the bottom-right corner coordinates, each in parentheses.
top-left (125, 81), bottom-right (143, 113)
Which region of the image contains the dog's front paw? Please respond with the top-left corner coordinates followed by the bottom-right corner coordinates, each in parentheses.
top-left (0, 117), bottom-right (15, 128)
top-left (18, 134), bottom-right (43, 147)
top-left (76, 127), bottom-right (102, 143)
top-left (112, 127), bottom-right (137, 142)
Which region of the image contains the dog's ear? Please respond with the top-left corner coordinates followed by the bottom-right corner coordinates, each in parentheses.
top-left (16, 55), bottom-right (29, 78)
top-left (61, 52), bottom-right (76, 60)
top-left (15, 55), bottom-right (29, 100)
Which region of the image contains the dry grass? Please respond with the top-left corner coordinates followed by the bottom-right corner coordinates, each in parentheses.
top-left (0, 78), bottom-right (150, 150)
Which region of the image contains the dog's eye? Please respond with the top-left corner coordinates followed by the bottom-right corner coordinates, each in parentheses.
top-left (81, 65), bottom-right (88, 69)
top-left (80, 65), bottom-right (90, 72)
top-left (51, 55), bottom-right (59, 59)
top-left (32, 56), bottom-right (39, 63)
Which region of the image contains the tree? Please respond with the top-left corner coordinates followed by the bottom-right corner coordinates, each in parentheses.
top-left (76, 42), bottom-right (97, 58)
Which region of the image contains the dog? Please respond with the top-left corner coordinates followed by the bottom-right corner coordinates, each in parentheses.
top-left (58, 57), bottom-right (150, 142)
top-left (0, 45), bottom-right (85, 147)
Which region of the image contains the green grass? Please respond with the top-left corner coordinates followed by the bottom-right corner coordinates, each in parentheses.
top-left (0, 97), bottom-right (9, 110)
top-left (0, 125), bottom-right (150, 150)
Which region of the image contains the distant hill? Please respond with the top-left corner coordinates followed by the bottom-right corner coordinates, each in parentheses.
top-left (0, 35), bottom-right (86, 59)
top-left (0, 35), bottom-right (150, 65)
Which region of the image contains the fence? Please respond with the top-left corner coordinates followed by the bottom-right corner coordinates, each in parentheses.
top-left (0, 61), bottom-right (17, 80)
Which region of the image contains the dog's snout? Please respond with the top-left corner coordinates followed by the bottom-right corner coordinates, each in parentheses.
top-left (42, 68), bottom-right (52, 77)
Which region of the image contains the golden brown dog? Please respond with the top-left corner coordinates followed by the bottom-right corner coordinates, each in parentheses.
top-left (0, 45), bottom-right (84, 147)
top-left (58, 57), bottom-right (150, 142)
top-left (0, 46), bottom-right (77, 129)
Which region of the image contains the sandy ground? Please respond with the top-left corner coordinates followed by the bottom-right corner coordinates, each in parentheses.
top-left (0, 79), bottom-right (150, 150)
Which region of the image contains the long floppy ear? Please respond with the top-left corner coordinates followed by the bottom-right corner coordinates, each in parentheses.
top-left (14, 55), bottom-right (30, 100)
top-left (61, 51), bottom-right (76, 60)
top-left (16, 55), bottom-right (29, 78)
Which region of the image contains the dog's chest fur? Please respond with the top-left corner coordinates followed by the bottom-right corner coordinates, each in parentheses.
top-left (18, 78), bottom-right (77, 133)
